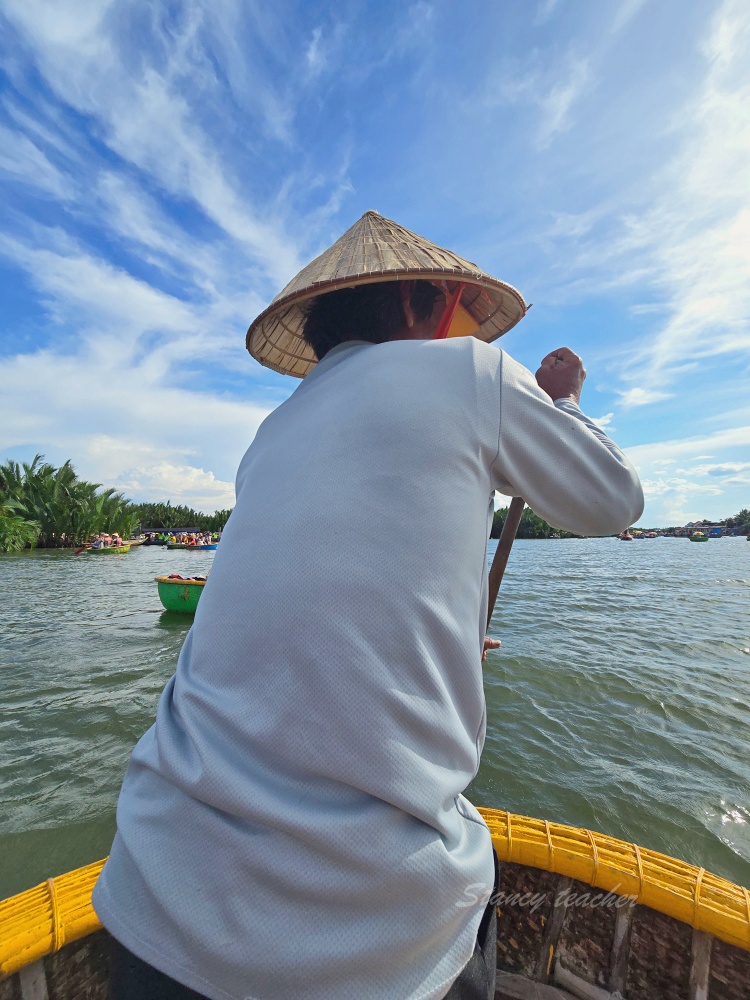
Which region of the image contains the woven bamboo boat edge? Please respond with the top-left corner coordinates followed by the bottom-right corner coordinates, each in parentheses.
top-left (0, 858), bottom-right (105, 978)
top-left (478, 807), bottom-right (750, 951)
top-left (2, 811), bottom-right (749, 980)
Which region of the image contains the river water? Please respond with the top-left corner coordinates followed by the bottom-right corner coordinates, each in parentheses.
top-left (0, 538), bottom-right (748, 898)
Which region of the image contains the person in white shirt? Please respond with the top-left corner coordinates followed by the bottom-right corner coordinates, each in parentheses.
top-left (94, 212), bottom-right (643, 1000)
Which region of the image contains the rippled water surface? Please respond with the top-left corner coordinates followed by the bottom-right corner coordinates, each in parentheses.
top-left (1, 538), bottom-right (748, 897)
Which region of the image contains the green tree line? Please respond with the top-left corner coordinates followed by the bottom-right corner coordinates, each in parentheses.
top-left (0, 456), bottom-right (232, 553)
top-left (492, 506), bottom-right (750, 539)
top-left (722, 509), bottom-right (750, 534)
top-left (132, 501), bottom-right (232, 533)
top-left (491, 505), bottom-right (581, 540)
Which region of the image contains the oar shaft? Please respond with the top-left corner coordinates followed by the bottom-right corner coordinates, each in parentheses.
top-left (486, 496), bottom-right (525, 629)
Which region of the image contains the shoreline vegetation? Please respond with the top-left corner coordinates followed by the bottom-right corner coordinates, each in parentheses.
top-left (0, 455), bottom-right (231, 553)
top-left (491, 505), bottom-right (750, 540)
top-left (0, 456), bottom-right (747, 553)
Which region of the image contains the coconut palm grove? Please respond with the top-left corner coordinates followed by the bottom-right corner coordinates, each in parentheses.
top-left (0, 456), bottom-right (232, 552)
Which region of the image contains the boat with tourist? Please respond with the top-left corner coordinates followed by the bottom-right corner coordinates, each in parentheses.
top-left (155, 574), bottom-right (206, 613)
top-left (85, 533), bottom-right (130, 555)
top-left (2, 807), bottom-right (749, 997)
top-left (689, 531), bottom-right (709, 542)
top-left (166, 542), bottom-right (217, 550)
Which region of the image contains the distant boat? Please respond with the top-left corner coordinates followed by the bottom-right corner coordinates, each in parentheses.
top-left (166, 543), bottom-right (217, 550)
top-left (689, 532), bottom-right (709, 542)
top-left (619, 531), bottom-right (634, 540)
top-left (86, 545), bottom-right (130, 554)
top-left (155, 575), bottom-right (205, 613)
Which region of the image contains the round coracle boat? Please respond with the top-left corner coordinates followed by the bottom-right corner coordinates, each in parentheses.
top-left (1, 809), bottom-right (748, 999)
top-left (155, 575), bottom-right (205, 613)
top-left (689, 533), bottom-right (709, 542)
top-left (85, 545), bottom-right (130, 555)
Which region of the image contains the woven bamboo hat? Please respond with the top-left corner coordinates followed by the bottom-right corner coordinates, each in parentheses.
top-left (246, 210), bottom-right (527, 378)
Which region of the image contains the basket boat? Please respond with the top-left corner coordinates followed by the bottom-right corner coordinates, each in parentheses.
top-left (155, 575), bottom-right (205, 613)
top-left (689, 533), bottom-right (709, 542)
top-left (85, 545), bottom-right (130, 555)
top-left (1, 809), bottom-right (748, 998)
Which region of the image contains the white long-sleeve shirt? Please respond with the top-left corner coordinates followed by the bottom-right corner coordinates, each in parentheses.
top-left (93, 337), bottom-right (643, 1000)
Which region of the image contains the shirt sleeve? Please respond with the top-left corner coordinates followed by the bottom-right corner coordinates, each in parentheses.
top-left (491, 352), bottom-right (644, 536)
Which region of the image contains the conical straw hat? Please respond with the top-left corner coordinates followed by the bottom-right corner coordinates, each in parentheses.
top-left (246, 210), bottom-right (527, 378)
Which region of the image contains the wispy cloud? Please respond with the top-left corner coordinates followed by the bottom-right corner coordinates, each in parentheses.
top-left (2, 0), bottom-right (304, 287)
top-left (477, 54), bottom-right (592, 151)
top-left (534, 0), bottom-right (560, 27)
top-left (541, 0), bottom-right (750, 400)
top-left (591, 412), bottom-right (615, 429)
top-left (0, 124), bottom-right (72, 198)
top-left (617, 387), bottom-right (673, 409)
top-left (611, 0), bottom-right (649, 34)
top-left (0, 0), bottom-right (747, 527)
top-left (625, 423), bottom-right (750, 522)
top-left (306, 26), bottom-right (325, 76)
top-left (0, 343), bottom-right (270, 511)
top-left (536, 58), bottom-right (590, 150)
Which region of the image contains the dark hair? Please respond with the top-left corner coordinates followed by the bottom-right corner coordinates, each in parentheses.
top-left (302, 280), bottom-right (441, 361)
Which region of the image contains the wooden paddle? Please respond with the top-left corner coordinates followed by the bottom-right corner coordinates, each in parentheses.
top-left (486, 495), bottom-right (525, 630)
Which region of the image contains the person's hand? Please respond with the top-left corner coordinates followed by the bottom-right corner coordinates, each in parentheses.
top-left (482, 637), bottom-right (501, 662)
top-left (535, 347), bottom-right (586, 405)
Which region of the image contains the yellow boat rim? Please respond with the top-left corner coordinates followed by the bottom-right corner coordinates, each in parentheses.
top-left (1, 808), bottom-right (748, 980)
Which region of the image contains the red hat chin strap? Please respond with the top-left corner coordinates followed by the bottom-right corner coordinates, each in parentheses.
top-left (432, 283), bottom-right (466, 339)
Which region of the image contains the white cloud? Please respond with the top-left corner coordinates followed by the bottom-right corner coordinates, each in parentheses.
top-left (2, 0), bottom-right (304, 288)
top-left (617, 387), bottom-right (672, 408)
top-left (611, 0), bottom-right (649, 34)
top-left (537, 58), bottom-right (590, 150)
top-left (625, 423), bottom-right (750, 523)
top-left (687, 461), bottom-right (750, 486)
top-left (0, 346), bottom-right (271, 510)
top-left (306, 27), bottom-right (324, 76)
top-left (524, 0), bottom-right (750, 408)
top-left (0, 232), bottom-right (200, 365)
top-left (604, 1), bottom-right (749, 397)
top-left (627, 425), bottom-right (750, 465)
top-left (475, 52), bottom-right (591, 152)
top-left (0, 124), bottom-right (72, 198)
top-left (591, 412), bottom-right (615, 429)
top-left (114, 463), bottom-right (236, 510)
top-left (534, 0), bottom-right (560, 26)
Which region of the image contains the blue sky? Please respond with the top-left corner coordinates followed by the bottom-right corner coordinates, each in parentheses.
top-left (0, 0), bottom-right (748, 526)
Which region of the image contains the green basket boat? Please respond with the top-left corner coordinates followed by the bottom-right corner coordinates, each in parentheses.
top-left (86, 545), bottom-right (130, 554)
top-left (689, 532), bottom-right (709, 542)
top-left (155, 575), bottom-right (205, 613)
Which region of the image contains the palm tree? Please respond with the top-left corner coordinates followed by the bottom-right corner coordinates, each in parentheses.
top-left (0, 455), bottom-right (138, 550)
